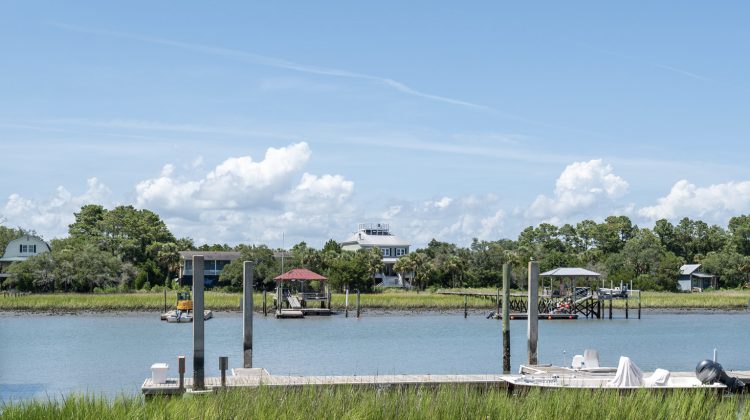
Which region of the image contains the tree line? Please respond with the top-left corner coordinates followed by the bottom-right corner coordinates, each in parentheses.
top-left (2, 205), bottom-right (750, 293)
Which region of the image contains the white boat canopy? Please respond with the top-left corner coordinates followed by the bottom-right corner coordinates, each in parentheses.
top-left (540, 267), bottom-right (600, 277)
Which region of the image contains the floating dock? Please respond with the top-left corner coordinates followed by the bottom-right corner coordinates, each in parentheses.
top-left (142, 368), bottom-right (507, 396)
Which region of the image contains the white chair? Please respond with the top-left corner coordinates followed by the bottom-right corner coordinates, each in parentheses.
top-left (583, 349), bottom-right (600, 368)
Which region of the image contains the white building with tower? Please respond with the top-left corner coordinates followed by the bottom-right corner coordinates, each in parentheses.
top-left (340, 223), bottom-right (412, 288)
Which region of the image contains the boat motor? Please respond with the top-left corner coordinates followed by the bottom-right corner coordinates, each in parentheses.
top-left (695, 359), bottom-right (745, 392)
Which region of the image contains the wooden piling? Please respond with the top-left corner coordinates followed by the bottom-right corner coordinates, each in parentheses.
top-left (502, 263), bottom-right (511, 373)
top-left (163, 288), bottom-right (167, 314)
top-left (345, 288), bottom-right (349, 318)
top-left (609, 299), bottom-right (613, 319)
top-left (527, 261), bottom-right (539, 366)
top-left (464, 295), bottom-right (468, 318)
top-left (356, 290), bottom-right (361, 318)
top-left (219, 356), bottom-right (228, 387)
top-left (638, 290), bottom-right (642, 319)
top-left (192, 255), bottom-right (205, 390)
top-left (625, 298), bottom-right (629, 319)
top-left (243, 261), bottom-right (254, 368)
top-left (496, 288), bottom-right (500, 315)
top-left (178, 356), bottom-right (185, 390)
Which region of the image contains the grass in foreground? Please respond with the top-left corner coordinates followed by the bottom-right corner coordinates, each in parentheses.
top-left (1, 386), bottom-right (746, 420)
top-left (1, 289), bottom-right (749, 312)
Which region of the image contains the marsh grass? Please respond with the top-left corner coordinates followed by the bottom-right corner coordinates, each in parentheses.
top-left (1, 289), bottom-right (748, 312)
top-left (1, 386), bottom-right (746, 420)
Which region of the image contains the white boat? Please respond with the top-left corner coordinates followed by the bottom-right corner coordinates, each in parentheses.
top-left (164, 310), bottom-right (213, 323)
top-left (502, 350), bottom-right (745, 390)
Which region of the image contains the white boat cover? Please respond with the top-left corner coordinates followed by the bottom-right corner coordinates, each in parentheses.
top-left (644, 368), bottom-right (671, 387)
top-left (583, 349), bottom-right (600, 368)
top-left (608, 356), bottom-right (644, 387)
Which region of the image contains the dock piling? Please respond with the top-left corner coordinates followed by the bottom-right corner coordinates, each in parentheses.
top-left (263, 290), bottom-right (267, 316)
top-left (464, 295), bottom-right (468, 318)
top-left (243, 261), bottom-right (254, 368)
top-left (178, 356), bottom-right (185, 390)
top-left (609, 299), bottom-right (613, 319)
top-left (638, 290), bottom-right (641, 319)
top-left (163, 288), bottom-right (167, 314)
top-left (345, 288), bottom-right (349, 318)
top-left (192, 255), bottom-right (205, 390)
top-left (219, 356), bottom-right (228, 387)
top-left (502, 263), bottom-right (511, 373)
top-left (356, 289), bottom-right (361, 318)
top-left (527, 260), bottom-right (539, 366)
top-left (625, 298), bottom-right (629, 319)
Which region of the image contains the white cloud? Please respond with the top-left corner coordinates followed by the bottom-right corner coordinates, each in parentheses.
top-left (377, 195), bottom-right (506, 247)
top-left (526, 159), bottom-right (628, 220)
top-left (638, 179), bottom-right (750, 221)
top-left (1, 177), bottom-right (112, 238)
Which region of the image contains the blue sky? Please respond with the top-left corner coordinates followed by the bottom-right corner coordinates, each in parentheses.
top-left (1, 2), bottom-right (749, 247)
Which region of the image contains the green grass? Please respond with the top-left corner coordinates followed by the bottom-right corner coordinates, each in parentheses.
top-left (1, 289), bottom-right (749, 312)
top-left (1, 386), bottom-right (745, 420)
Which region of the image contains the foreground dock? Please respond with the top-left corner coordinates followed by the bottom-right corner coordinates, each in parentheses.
top-left (142, 368), bottom-right (507, 396)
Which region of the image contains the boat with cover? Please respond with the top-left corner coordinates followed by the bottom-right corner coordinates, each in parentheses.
top-left (502, 349), bottom-right (746, 390)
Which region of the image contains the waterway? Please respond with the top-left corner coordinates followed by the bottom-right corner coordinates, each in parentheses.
top-left (1, 311), bottom-right (748, 401)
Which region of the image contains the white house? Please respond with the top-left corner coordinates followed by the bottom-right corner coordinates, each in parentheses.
top-left (0, 235), bottom-right (52, 280)
top-left (340, 223), bottom-right (412, 288)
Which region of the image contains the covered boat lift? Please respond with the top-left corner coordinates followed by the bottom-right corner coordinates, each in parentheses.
top-left (274, 268), bottom-right (332, 318)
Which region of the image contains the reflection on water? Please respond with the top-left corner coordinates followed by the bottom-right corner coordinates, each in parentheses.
top-left (1, 311), bottom-right (748, 401)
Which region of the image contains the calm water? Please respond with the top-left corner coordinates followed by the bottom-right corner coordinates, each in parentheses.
top-left (1, 310), bottom-right (749, 401)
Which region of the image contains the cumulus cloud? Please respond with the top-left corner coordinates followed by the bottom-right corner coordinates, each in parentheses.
top-left (135, 142), bottom-right (319, 213)
top-left (638, 179), bottom-right (750, 221)
top-left (1, 178), bottom-right (112, 238)
top-left (375, 194), bottom-right (506, 246)
top-left (526, 159), bottom-right (628, 221)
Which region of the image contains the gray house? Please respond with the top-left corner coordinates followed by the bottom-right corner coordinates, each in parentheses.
top-left (678, 264), bottom-right (717, 292)
top-left (340, 223), bottom-right (412, 288)
top-left (0, 235), bottom-right (51, 281)
top-left (178, 251), bottom-right (241, 287)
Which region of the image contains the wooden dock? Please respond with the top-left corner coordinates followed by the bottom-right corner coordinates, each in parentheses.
top-left (142, 368), bottom-right (507, 396)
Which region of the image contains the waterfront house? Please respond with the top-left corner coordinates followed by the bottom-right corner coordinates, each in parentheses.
top-left (178, 251), bottom-right (241, 287)
top-left (677, 264), bottom-right (717, 292)
top-left (340, 223), bottom-right (412, 288)
top-left (0, 235), bottom-right (51, 281)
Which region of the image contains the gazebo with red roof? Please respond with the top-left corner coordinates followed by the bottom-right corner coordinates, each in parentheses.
top-left (273, 268), bottom-right (331, 318)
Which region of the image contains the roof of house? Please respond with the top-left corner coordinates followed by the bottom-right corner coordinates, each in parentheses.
top-left (179, 251), bottom-right (242, 261)
top-left (340, 231), bottom-right (410, 248)
top-left (540, 267), bottom-right (601, 277)
top-left (0, 235), bottom-right (51, 262)
top-left (274, 268), bottom-right (327, 281)
top-left (679, 264), bottom-right (702, 275)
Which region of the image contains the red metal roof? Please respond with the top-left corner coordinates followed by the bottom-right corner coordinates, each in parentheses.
top-left (274, 268), bottom-right (327, 281)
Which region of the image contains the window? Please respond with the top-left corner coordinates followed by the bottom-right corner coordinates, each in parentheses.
top-left (381, 248), bottom-right (391, 257)
top-left (396, 248), bottom-right (406, 257)
top-left (19, 244), bottom-right (35, 253)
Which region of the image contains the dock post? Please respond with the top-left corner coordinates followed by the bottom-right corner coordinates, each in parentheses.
top-left (625, 297), bottom-right (629, 319)
top-left (243, 261), bottom-right (254, 368)
top-left (638, 291), bottom-right (641, 319)
top-left (219, 356), bottom-right (228, 387)
top-left (163, 288), bottom-right (167, 314)
top-left (345, 288), bottom-right (349, 318)
top-left (502, 263), bottom-right (511, 373)
top-left (356, 289), bottom-right (361, 318)
top-left (192, 255), bottom-right (205, 390)
top-left (178, 356), bottom-right (185, 390)
top-left (464, 295), bottom-right (468, 318)
top-left (263, 290), bottom-right (267, 316)
top-left (609, 299), bottom-right (612, 319)
top-left (527, 260), bottom-right (539, 366)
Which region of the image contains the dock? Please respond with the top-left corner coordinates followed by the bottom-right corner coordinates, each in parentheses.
top-left (142, 368), bottom-right (507, 396)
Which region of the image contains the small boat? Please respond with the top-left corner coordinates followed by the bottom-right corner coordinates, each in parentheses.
top-left (163, 309), bottom-right (213, 323)
top-left (502, 349), bottom-right (746, 391)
